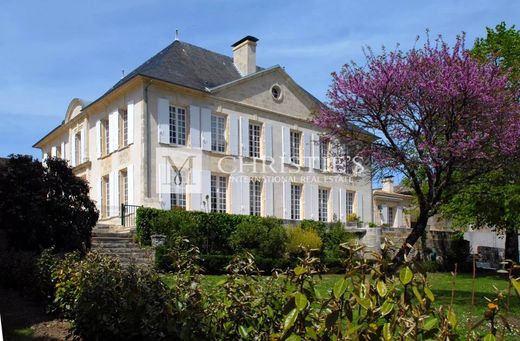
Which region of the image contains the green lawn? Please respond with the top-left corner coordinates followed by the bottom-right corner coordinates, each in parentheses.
top-left (162, 272), bottom-right (520, 338)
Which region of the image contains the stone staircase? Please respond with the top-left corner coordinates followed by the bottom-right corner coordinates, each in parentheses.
top-left (91, 227), bottom-right (154, 267)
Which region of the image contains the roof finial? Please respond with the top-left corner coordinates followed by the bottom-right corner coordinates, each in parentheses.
top-left (175, 29), bottom-right (179, 41)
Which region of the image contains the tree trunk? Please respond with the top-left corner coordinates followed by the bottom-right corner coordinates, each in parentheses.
top-left (504, 228), bottom-right (519, 264)
top-left (389, 212), bottom-right (429, 273)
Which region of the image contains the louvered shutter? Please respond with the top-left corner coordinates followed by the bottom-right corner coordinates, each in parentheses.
top-left (264, 123), bottom-right (273, 159)
top-left (264, 181), bottom-right (274, 216)
top-left (189, 105), bottom-right (201, 148)
top-left (332, 188), bottom-right (340, 222)
top-left (228, 113), bottom-right (239, 155)
top-left (71, 134), bottom-right (76, 166)
top-left (339, 188), bottom-right (345, 222)
top-left (357, 192), bottom-right (363, 221)
top-left (109, 111), bottom-right (118, 153)
top-left (96, 178), bottom-right (102, 212)
top-left (240, 116), bottom-right (249, 157)
top-left (113, 171), bottom-right (120, 216)
top-left (241, 176), bottom-right (250, 214)
top-left (201, 108), bottom-right (211, 151)
top-left (127, 164), bottom-right (134, 205)
top-left (231, 179), bottom-right (242, 214)
top-left (311, 184), bottom-right (319, 220)
top-left (80, 126), bottom-right (86, 162)
top-left (159, 163), bottom-right (171, 210)
top-left (127, 100), bottom-right (134, 145)
top-left (283, 181), bottom-right (291, 219)
top-left (304, 184), bottom-right (313, 219)
top-left (158, 98), bottom-right (170, 144)
top-left (312, 134), bottom-right (320, 169)
top-left (95, 121), bottom-right (101, 158)
top-left (282, 126), bottom-right (290, 164)
top-left (61, 142), bottom-right (65, 160)
top-left (303, 132), bottom-right (312, 168)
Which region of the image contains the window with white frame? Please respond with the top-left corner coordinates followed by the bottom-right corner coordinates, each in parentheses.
top-left (120, 109), bottom-right (128, 147)
top-left (211, 175), bottom-right (227, 212)
top-left (249, 122), bottom-right (261, 158)
top-left (319, 138), bottom-right (328, 171)
top-left (249, 179), bottom-right (262, 216)
top-left (119, 169), bottom-right (128, 205)
top-left (388, 207), bottom-right (394, 226)
top-left (318, 188), bottom-right (329, 222)
top-left (290, 183), bottom-right (302, 220)
top-left (290, 131), bottom-right (301, 164)
top-left (74, 132), bottom-right (82, 164)
top-left (169, 105), bottom-right (186, 145)
top-left (211, 114), bottom-right (226, 152)
top-left (171, 169), bottom-right (187, 209)
top-left (346, 191), bottom-right (355, 215)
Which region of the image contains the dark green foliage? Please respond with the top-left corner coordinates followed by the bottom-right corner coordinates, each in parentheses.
top-left (0, 155), bottom-right (98, 253)
top-left (320, 221), bottom-right (354, 259)
top-left (200, 254), bottom-right (233, 274)
top-left (229, 217), bottom-right (287, 258)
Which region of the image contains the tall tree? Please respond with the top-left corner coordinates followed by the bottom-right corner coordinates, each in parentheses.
top-left (315, 34), bottom-right (520, 267)
top-left (440, 23), bottom-right (520, 263)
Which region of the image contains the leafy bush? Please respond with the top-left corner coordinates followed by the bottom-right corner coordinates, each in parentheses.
top-left (286, 226), bottom-right (322, 256)
top-left (0, 155), bottom-right (98, 253)
top-left (229, 217), bottom-right (287, 258)
top-left (200, 254), bottom-right (233, 274)
top-left (321, 221), bottom-right (354, 258)
top-left (0, 249), bottom-right (38, 293)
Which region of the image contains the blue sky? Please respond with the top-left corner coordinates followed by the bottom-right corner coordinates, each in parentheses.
top-left (0, 0), bottom-right (518, 159)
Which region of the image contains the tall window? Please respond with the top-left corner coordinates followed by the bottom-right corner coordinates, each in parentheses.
top-left (290, 131), bottom-right (301, 164)
top-left (74, 132), bottom-right (82, 164)
top-left (171, 169), bottom-right (187, 209)
top-left (102, 119), bottom-right (110, 155)
top-left (290, 183), bottom-right (302, 220)
top-left (388, 207), bottom-right (394, 226)
top-left (249, 179), bottom-right (262, 216)
top-left (120, 109), bottom-right (128, 147)
top-left (169, 105), bottom-right (186, 145)
top-left (319, 139), bottom-right (328, 171)
top-left (318, 188), bottom-right (329, 222)
top-left (211, 175), bottom-right (227, 212)
top-left (249, 123), bottom-right (261, 158)
top-left (346, 191), bottom-right (355, 215)
top-left (119, 169), bottom-right (128, 205)
top-left (211, 115), bottom-right (226, 152)
top-left (102, 175), bottom-right (110, 217)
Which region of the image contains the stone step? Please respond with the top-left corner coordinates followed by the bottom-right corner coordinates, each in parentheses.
top-left (92, 231), bottom-right (133, 238)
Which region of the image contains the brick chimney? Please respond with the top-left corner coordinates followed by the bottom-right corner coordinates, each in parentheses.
top-left (382, 176), bottom-right (394, 193)
top-left (232, 36), bottom-right (258, 76)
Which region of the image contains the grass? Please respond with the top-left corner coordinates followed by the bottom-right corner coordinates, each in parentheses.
top-left (162, 271), bottom-right (520, 339)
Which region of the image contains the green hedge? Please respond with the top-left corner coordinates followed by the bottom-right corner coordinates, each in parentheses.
top-left (136, 207), bottom-right (284, 255)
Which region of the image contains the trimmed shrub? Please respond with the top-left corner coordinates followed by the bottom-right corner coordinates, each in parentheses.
top-left (321, 221), bottom-right (354, 259)
top-left (229, 217), bottom-right (287, 258)
top-left (286, 226), bottom-right (322, 256)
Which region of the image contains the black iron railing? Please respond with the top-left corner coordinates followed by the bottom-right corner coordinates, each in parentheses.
top-left (121, 204), bottom-right (141, 227)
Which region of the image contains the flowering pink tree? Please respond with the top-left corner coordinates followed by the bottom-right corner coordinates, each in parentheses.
top-left (316, 34), bottom-right (520, 266)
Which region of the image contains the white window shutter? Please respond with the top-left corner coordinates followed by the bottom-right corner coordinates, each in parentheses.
top-left (80, 126), bottom-right (86, 163)
top-left (332, 188), bottom-right (340, 222)
top-left (159, 163), bottom-right (171, 210)
top-left (51, 146), bottom-right (57, 158)
top-left (303, 132), bottom-right (312, 168)
top-left (228, 113), bottom-right (239, 155)
top-left (304, 184), bottom-right (313, 219)
top-left (190, 168), bottom-right (201, 211)
top-left (339, 188), bottom-right (346, 222)
top-left (200, 170), bottom-right (211, 211)
top-left (240, 116), bottom-right (249, 157)
top-left (127, 164), bottom-right (134, 205)
top-left (231, 179), bottom-right (242, 214)
top-left (357, 192), bottom-right (363, 221)
top-left (282, 126), bottom-right (290, 164)
top-left (109, 110), bottom-right (118, 153)
top-left (158, 98), bottom-right (170, 144)
top-left (312, 134), bottom-right (320, 169)
top-left (189, 105), bottom-right (201, 148)
top-left (61, 142), bottom-right (65, 160)
top-left (127, 100), bottom-right (134, 145)
top-left (113, 171), bottom-right (120, 216)
top-left (264, 181), bottom-right (274, 216)
top-left (200, 108), bottom-right (212, 151)
top-left (241, 176), bottom-right (250, 214)
top-left (283, 181), bottom-right (291, 219)
top-left (108, 172), bottom-right (115, 216)
top-left (71, 135), bottom-right (76, 166)
top-left (96, 178), bottom-right (102, 212)
top-left (264, 123), bottom-right (273, 159)
top-left (95, 121), bottom-right (101, 159)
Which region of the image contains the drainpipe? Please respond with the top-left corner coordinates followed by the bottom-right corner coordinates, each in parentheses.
top-left (144, 81), bottom-right (152, 197)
